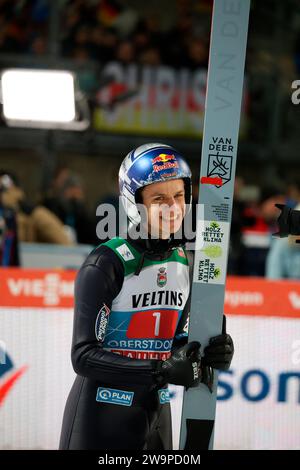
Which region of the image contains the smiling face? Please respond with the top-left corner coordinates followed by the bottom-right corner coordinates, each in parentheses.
top-left (139, 178), bottom-right (186, 239)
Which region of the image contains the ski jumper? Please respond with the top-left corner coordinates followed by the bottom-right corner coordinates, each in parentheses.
top-left (59, 234), bottom-right (190, 450)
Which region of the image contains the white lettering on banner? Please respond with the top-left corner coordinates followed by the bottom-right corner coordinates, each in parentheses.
top-left (291, 340), bottom-right (300, 366)
top-left (218, 369), bottom-right (300, 403)
top-left (140, 66), bottom-right (151, 127)
top-left (100, 62), bottom-right (207, 129)
top-left (193, 70), bottom-right (207, 109)
top-left (289, 291), bottom-right (300, 309)
top-left (126, 64), bottom-right (138, 124)
top-left (225, 290), bottom-right (264, 307)
top-left (94, 62), bottom-right (247, 138)
top-left (7, 275), bottom-right (74, 306)
top-left (1, 303), bottom-right (299, 450)
top-left (156, 67), bottom-right (175, 128)
top-left (59, 281), bottom-right (74, 297)
top-left (171, 316), bottom-right (300, 450)
top-left (178, 69), bottom-right (189, 127)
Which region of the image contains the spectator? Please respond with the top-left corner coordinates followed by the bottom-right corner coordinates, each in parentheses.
top-left (88, 24), bottom-right (106, 58)
top-left (259, 185), bottom-right (286, 234)
top-left (74, 24), bottom-right (91, 47)
top-left (100, 27), bottom-right (118, 61)
top-left (43, 171), bottom-right (97, 245)
top-left (0, 174), bottom-right (19, 266)
top-left (0, 0), bottom-right (212, 70)
top-left (115, 39), bottom-right (135, 65)
top-left (240, 185), bottom-right (286, 277)
top-left (285, 178), bottom-right (300, 209)
top-left (266, 180), bottom-right (300, 279)
top-left (266, 226), bottom-right (300, 279)
top-left (184, 35), bottom-right (209, 70)
top-left (28, 34), bottom-right (47, 55)
top-left (0, 170), bottom-right (73, 245)
top-left (163, 14), bottom-right (193, 67)
top-left (0, 0), bottom-right (48, 54)
top-left (143, 15), bottom-right (163, 47)
top-left (138, 45), bottom-right (161, 66)
top-left (131, 28), bottom-right (151, 56)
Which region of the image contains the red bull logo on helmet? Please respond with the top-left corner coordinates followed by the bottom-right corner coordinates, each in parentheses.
top-left (152, 153), bottom-right (179, 173)
top-left (152, 153), bottom-right (175, 164)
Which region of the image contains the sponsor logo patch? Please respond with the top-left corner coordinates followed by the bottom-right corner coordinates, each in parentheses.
top-left (116, 243), bottom-right (135, 261)
top-left (192, 362), bottom-right (200, 380)
top-left (151, 153), bottom-right (179, 173)
top-left (158, 388), bottom-right (170, 404)
top-left (96, 387), bottom-right (134, 407)
top-left (95, 304), bottom-right (110, 342)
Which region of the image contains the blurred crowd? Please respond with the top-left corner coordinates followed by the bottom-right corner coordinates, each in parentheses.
top-left (1, 166), bottom-right (300, 280)
top-left (0, 0), bottom-right (210, 69)
top-left (0, 0), bottom-right (299, 280)
top-left (0, 0), bottom-right (49, 55)
top-left (0, 167), bottom-right (97, 253)
top-left (60, 0), bottom-right (210, 69)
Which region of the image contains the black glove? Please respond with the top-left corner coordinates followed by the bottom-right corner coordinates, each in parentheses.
top-left (202, 316), bottom-right (234, 371)
top-left (152, 341), bottom-right (201, 388)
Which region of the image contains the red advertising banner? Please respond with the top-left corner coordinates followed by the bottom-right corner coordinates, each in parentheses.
top-left (0, 268), bottom-right (75, 308)
top-left (225, 276), bottom-right (300, 319)
top-left (0, 269), bottom-right (299, 318)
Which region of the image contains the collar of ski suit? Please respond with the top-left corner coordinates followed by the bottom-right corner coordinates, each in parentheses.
top-left (127, 225), bottom-right (186, 276)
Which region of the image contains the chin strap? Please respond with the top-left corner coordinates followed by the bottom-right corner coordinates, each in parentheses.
top-left (133, 234), bottom-right (186, 276)
top-left (134, 250), bottom-right (148, 276)
top-left (129, 223), bottom-right (187, 276)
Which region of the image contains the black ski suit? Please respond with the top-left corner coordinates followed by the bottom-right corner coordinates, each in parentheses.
top-left (59, 235), bottom-right (190, 450)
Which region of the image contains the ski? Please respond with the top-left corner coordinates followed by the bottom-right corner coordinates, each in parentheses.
top-left (179, 0), bottom-right (251, 450)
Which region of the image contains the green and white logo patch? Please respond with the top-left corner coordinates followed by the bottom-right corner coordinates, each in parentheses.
top-left (116, 243), bottom-right (135, 261)
top-left (193, 220), bottom-right (229, 285)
